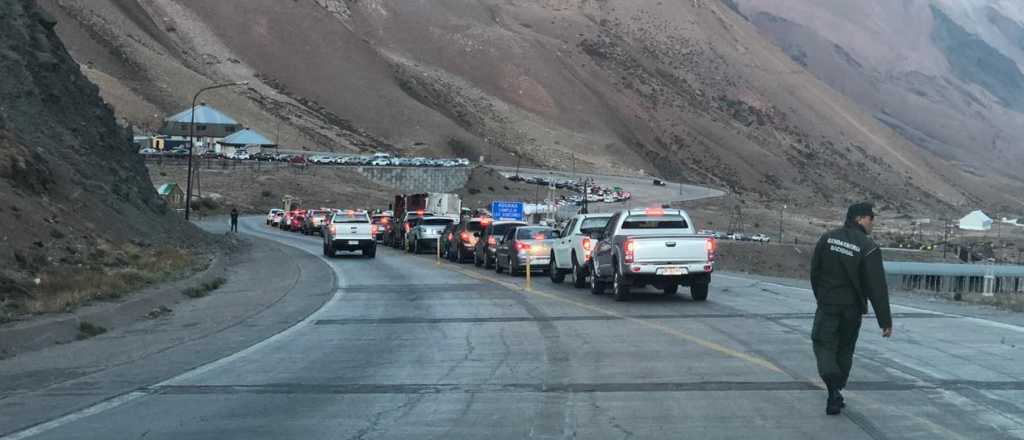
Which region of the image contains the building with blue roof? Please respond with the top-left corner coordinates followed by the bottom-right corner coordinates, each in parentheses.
top-left (216, 128), bottom-right (276, 155)
top-left (159, 103), bottom-right (242, 138)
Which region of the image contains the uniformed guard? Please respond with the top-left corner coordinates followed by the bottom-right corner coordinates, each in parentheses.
top-left (810, 202), bottom-right (893, 415)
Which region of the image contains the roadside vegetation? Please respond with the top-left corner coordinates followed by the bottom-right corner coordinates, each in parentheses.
top-left (9, 246), bottom-right (196, 318)
top-left (182, 277), bottom-right (227, 298)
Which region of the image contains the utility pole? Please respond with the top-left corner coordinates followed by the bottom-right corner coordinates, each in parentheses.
top-left (184, 80), bottom-right (249, 221)
top-left (779, 203), bottom-right (786, 243)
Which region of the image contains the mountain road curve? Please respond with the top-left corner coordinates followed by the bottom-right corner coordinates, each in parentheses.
top-left (5, 217), bottom-right (1024, 439)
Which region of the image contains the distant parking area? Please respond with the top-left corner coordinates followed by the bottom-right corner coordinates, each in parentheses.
top-left (140, 150), bottom-right (470, 169)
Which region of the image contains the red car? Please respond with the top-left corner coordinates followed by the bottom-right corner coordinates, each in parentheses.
top-left (289, 212), bottom-right (306, 232)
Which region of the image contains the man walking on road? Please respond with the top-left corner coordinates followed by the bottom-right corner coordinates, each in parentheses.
top-left (230, 207), bottom-right (239, 233)
top-left (810, 202), bottom-right (893, 415)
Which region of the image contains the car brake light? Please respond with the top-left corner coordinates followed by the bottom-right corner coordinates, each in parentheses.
top-left (706, 238), bottom-right (717, 262)
top-left (624, 239), bottom-right (636, 264)
top-left (405, 223), bottom-right (411, 232)
top-left (582, 237), bottom-right (592, 261)
top-left (488, 236), bottom-right (496, 246)
top-left (382, 218), bottom-right (390, 224)
top-left (371, 225), bottom-right (378, 235)
top-left (416, 209), bottom-right (424, 216)
top-left (329, 224), bottom-right (337, 235)
top-left (645, 208), bottom-right (664, 216)
top-left (448, 233), bottom-right (453, 240)
top-left (515, 242), bottom-right (531, 251)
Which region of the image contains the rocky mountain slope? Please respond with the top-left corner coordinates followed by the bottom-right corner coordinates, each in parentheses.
top-left (0, 0), bottom-right (206, 317)
top-left (37, 0), bottom-right (1024, 213)
top-left (734, 0), bottom-right (1024, 210)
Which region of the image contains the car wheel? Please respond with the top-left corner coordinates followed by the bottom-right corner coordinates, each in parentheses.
top-left (572, 256), bottom-right (588, 288)
top-left (612, 264), bottom-right (630, 302)
top-left (589, 260), bottom-right (605, 295)
top-left (363, 246), bottom-right (376, 258)
top-left (549, 257), bottom-right (565, 283)
top-left (690, 283), bottom-right (709, 302)
top-left (662, 284), bottom-right (679, 295)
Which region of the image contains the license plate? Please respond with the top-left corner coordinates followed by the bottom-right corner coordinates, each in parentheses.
top-left (348, 240), bottom-right (359, 245)
top-left (657, 267), bottom-right (687, 276)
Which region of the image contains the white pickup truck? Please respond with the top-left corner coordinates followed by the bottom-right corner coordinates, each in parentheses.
top-left (322, 210), bottom-right (377, 258)
top-left (548, 213), bottom-right (614, 288)
top-left (589, 208), bottom-right (715, 301)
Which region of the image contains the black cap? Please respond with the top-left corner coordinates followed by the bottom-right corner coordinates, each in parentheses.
top-left (845, 202), bottom-right (875, 222)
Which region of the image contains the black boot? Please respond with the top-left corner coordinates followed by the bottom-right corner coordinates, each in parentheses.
top-left (836, 389), bottom-right (846, 408)
top-left (824, 376), bottom-right (842, 415)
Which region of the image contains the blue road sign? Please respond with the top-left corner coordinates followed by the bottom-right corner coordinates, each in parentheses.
top-left (490, 201), bottom-right (525, 221)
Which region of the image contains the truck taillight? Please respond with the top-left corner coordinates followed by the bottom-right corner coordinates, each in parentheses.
top-left (706, 238), bottom-right (717, 262)
top-left (371, 225), bottom-right (378, 235)
top-left (582, 237), bottom-right (592, 261)
top-left (624, 239), bottom-right (636, 264)
top-left (329, 224), bottom-right (337, 235)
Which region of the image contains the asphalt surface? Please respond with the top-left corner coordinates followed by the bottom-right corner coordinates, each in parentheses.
top-left (6, 216), bottom-right (1024, 439)
top-left (487, 165), bottom-right (725, 217)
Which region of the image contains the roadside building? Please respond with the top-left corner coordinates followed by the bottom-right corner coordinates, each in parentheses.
top-left (155, 183), bottom-right (185, 208)
top-left (959, 210), bottom-right (993, 231)
top-left (216, 128), bottom-right (276, 156)
top-left (159, 103), bottom-right (242, 141)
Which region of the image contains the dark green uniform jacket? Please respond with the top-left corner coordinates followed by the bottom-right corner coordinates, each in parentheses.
top-left (810, 225), bottom-right (893, 329)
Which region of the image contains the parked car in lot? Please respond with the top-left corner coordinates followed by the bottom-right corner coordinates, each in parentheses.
top-left (302, 209), bottom-right (332, 236)
top-left (266, 209), bottom-right (283, 225)
top-left (322, 210), bottom-right (376, 258)
top-left (750, 233), bottom-right (771, 243)
top-left (406, 217), bottom-right (456, 254)
top-left (370, 213), bottom-right (393, 242)
top-left (447, 217), bottom-right (488, 263)
top-left (549, 213), bottom-right (614, 287)
top-left (474, 220), bottom-right (527, 269)
top-left (495, 226), bottom-right (558, 275)
top-left (589, 208), bottom-right (715, 301)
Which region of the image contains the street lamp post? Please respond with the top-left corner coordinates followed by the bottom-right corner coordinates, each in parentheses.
top-left (184, 81), bottom-right (249, 221)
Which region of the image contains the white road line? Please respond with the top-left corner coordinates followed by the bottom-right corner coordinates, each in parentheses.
top-left (0, 222), bottom-right (348, 440)
top-left (717, 273), bottom-right (1024, 334)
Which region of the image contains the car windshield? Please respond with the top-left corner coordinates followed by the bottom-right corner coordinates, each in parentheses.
top-left (489, 223), bottom-right (524, 236)
top-left (622, 215), bottom-right (688, 229)
top-left (333, 213), bottom-right (369, 223)
top-left (421, 218), bottom-right (454, 226)
top-left (579, 216), bottom-right (611, 231)
top-left (516, 228), bottom-right (557, 239)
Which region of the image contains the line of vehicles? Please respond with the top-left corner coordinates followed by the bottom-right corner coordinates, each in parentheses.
top-left (697, 230), bottom-right (772, 243)
top-left (266, 195), bottom-right (717, 302)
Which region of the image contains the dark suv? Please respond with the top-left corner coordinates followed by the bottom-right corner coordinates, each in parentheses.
top-left (446, 218), bottom-right (487, 263)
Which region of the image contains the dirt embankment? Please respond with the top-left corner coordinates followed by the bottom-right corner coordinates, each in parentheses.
top-left (146, 161), bottom-right (392, 214)
top-left (0, 1), bottom-right (211, 322)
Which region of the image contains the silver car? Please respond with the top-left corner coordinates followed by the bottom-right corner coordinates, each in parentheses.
top-left (494, 226), bottom-right (558, 276)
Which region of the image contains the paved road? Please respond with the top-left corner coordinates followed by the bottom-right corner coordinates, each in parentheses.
top-left (488, 165), bottom-right (725, 217)
top-left (7, 217), bottom-right (1024, 439)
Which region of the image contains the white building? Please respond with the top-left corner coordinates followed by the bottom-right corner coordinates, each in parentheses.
top-left (959, 210), bottom-right (993, 231)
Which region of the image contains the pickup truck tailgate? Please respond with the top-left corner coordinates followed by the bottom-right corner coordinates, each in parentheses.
top-left (633, 236), bottom-right (707, 264)
top-left (335, 223), bottom-right (372, 240)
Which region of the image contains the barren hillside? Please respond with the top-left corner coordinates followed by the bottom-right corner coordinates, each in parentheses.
top-left (735, 0), bottom-right (1024, 211)
top-left (38, 0), bottom-right (1024, 214)
top-left (1, 0), bottom-right (209, 317)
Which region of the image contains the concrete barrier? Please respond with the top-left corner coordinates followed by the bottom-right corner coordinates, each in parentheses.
top-left (355, 166), bottom-right (471, 193)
